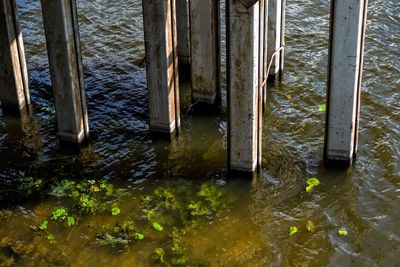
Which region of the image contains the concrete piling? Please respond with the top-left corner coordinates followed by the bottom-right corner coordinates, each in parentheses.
top-left (41, 0), bottom-right (89, 144)
top-left (0, 0), bottom-right (30, 114)
top-left (279, 0), bottom-right (286, 72)
top-left (0, 0), bottom-right (370, 171)
top-left (227, 0), bottom-right (262, 172)
top-left (262, 1), bottom-right (268, 108)
top-left (189, 0), bottom-right (220, 105)
top-left (142, 0), bottom-right (180, 134)
top-left (257, 0), bottom-right (265, 166)
top-left (176, 0), bottom-right (191, 65)
top-left (325, 0), bottom-right (368, 166)
top-left (267, 0), bottom-right (285, 76)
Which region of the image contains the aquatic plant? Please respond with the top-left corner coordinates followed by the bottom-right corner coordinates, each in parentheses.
top-left (31, 220), bottom-right (56, 244)
top-left (338, 228), bottom-right (348, 236)
top-left (153, 222), bottom-right (164, 232)
top-left (111, 207), bottom-right (121, 216)
top-left (152, 229), bottom-right (191, 266)
top-left (143, 181), bottom-right (233, 265)
top-left (306, 220), bottom-right (315, 232)
top-left (38, 220), bottom-right (48, 230)
top-left (153, 247), bottom-right (166, 263)
top-left (25, 178), bottom-right (123, 245)
top-left (18, 177), bottom-right (44, 196)
top-left (94, 179), bottom-right (234, 265)
top-left (17, 177), bottom-right (233, 265)
top-left (50, 179), bottom-right (119, 215)
top-left (318, 104), bottom-right (326, 112)
top-left (96, 220), bottom-right (145, 249)
top-left (289, 226), bottom-right (298, 236)
top-left (306, 177), bottom-right (320, 192)
top-left (51, 208), bottom-right (75, 227)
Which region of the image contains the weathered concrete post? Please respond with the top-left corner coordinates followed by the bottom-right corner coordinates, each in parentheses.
top-left (258, 0), bottom-right (265, 166)
top-left (176, 0), bottom-right (190, 65)
top-left (325, 0), bottom-right (368, 166)
top-left (41, 0), bottom-right (89, 144)
top-left (267, 0), bottom-right (285, 76)
top-left (142, 0), bottom-right (180, 134)
top-left (0, 0), bottom-right (30, 114)
top-left (262, 1), bottom-right (268, 107)
top-left (190, 0), bottom-right (220, 105)
top-left (279, 0), bottom-right (286, 71)
top-left (227, 0), bottom-right (262, 172)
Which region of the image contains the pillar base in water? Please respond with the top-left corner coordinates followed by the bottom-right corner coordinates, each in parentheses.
top-left (230, 161), bottom-right (258, 174)
top-left (192, 92), bottom-right (218, 106)
top-left (143, 0), bottom-right (181, 135)
top-left (0, 102), bottom-right (27, 116)
top-left (59, 130), bottom-right (87, 144)
top-left (188, 101), bottom-right (221, 116)
top-left (227, 0), bottom-right (262, 173)
top-left (324, 156), bottom-right (353, 168)
top-left (324, 0), bottom-right (367, 166)
top-left (150, 120), bottom-right (179, 135)
top-left (228, 168), bottom-right (258, 179)
top-left (190, 0), bottom-right (220, 106)
top-left (41, 0), bottom-right (89, 145)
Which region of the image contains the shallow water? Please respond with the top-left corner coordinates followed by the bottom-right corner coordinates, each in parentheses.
top-left (0, 0), bottom-right (399, 266)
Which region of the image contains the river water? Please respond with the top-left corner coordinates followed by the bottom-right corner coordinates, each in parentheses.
top-left (0, 0), bottom-right (399, 266)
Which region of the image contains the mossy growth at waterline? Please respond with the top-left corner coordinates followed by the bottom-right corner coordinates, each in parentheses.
top-left (1, 176), bottom-right (235, 266)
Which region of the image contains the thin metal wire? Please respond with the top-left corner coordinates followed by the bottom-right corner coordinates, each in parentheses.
top-left (262, 45), bottom-right (285, 89)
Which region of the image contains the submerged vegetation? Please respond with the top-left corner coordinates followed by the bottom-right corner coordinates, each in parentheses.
top-left (0, 176), bottom-right (235, 266)
top-left (0, 174), bottom-right (354, 265)
top-left (0, 173), bottom-right (355, 266)
top-left (95, 180), bottom-right (236, 265)
top-left (305, 177), bottom-right (320, 192)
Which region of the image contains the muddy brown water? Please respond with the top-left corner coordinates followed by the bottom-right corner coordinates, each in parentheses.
top-left (0, 0), bottom-right (399, 266)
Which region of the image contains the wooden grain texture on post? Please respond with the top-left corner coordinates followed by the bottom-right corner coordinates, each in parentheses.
top-left (227, 0), bottom-right (261, 172)
top-left (142, 0), bottom-right (180, 134)
top-left (176, 0), bottom-right (190, 65)
top-left (190, 0), bottom-right (220, 105)
top-left (0, 0), bottom-right (30, 114)
top-left (325, 0), bottom-right (368, 166)
top-left (41, 0), bottom-right (89, 144)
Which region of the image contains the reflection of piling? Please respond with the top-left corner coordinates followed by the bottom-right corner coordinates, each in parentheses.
top-left (41, 0), bottom-right (89, 144)
top-left (142, 0), bottom-right (180, 135)
top-left (324, 0), bottom-right (368, 166)
top-left (227, 0), bottom-right (263, 172)
top-left (0, 0), bottom-right (30, 115)
top-left (189, 0), bottom-right (220, 106)
top-left (176, 0), bottom-right (191, 66)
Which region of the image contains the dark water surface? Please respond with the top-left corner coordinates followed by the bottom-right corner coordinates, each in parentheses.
top-left (0, 0), bottom-right (399, 266)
